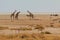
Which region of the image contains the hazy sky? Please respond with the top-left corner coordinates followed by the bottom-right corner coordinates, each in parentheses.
top-left (0, 0), bottom-right (60, 12)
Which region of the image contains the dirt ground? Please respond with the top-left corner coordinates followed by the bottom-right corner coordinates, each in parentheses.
top-left (0, 13), bottom-right (60, 40)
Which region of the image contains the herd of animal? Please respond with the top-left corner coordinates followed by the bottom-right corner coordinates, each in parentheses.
top-left (10, 10), bottom-right (59, 22)
top-left (10, 10), bottom-right (34, 21)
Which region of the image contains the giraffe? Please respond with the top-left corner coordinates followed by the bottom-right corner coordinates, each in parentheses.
top-left (26, 10), bottom-right (34, 20)
top-left (10, 10), bottom-right (17, 21)
top-left (15, 11), bottom-right (20, 20)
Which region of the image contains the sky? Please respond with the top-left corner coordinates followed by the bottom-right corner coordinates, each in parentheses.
top-left (0, 0), bottom-right (60, 13)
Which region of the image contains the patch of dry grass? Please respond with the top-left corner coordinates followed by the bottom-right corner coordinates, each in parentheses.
top-left (0, 26), bottom-right (8, 30)
top-left (0, 33), bottom-right (60, 40)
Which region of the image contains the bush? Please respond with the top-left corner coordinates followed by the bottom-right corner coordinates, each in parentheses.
top-left (35, 25), bottom-right (44, 30)
top-left (50, 24), bottom-right (54, 27)
top-left (44, 31), bottom-right (51, 34)
top-left (0, 26), bottom-right (8, 30)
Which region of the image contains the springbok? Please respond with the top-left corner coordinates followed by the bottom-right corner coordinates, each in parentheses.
top-left (15, 11), bottom-right (20, 20)
top-left (26, 10), bottom-right (34, 20)
top-left (10, 10), bottom-right (17, 21)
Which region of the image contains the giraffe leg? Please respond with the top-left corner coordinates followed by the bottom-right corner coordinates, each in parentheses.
top-left (11, 16), bottom-right (12, 21)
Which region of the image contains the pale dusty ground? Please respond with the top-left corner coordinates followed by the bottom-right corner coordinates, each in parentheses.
top-left (0, 13), bottom-right (60, 40)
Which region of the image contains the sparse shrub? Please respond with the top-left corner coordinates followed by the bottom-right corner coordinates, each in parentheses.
top-left (0, 26), bottom-right (8, 30)
top-left (20, 35), bottom-right (28, 39)
top-left (20, 27), bottom-right (32, 30)
top-left (50, 24), bottom-right (54, 27)
top-left (54, 14), bottom-right (58, 16)
top-left (10, 27), bottom-right (32, 30)
top-left (3, 35), bottom-right (18, 39)
top-left (50, 23), bottom-right (54, 27)
top-left (50, 14), bottom-right (53, 16)
top-left (58, 21), bottom-right (60, 23)
top-left (35, 25), bottom-right (44, 31)
top-left (50, 14), bottom-right (58, 16)
top-left (44, 31), bottom-right (51, 34)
